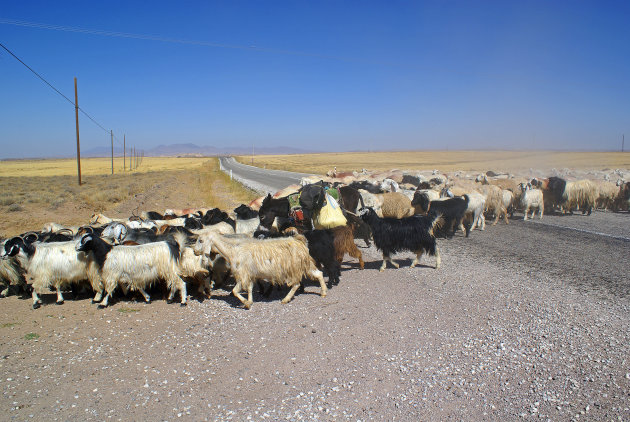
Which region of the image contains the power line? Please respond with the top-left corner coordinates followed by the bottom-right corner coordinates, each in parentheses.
top-left (0, 41), bottom-right (117, 137)
top-left (0, 18), bottom-right (408, 68)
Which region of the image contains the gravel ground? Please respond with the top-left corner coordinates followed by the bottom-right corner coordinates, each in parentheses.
top-left (1, 164), bottom-right (629, 421)
top-left (1, 217), bottom-right (629, 421)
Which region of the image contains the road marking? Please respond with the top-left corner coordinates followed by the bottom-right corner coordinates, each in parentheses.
top-left (528, 219), bottom-right (630, 242)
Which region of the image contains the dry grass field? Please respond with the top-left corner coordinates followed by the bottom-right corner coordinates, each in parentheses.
top-left (0, 156), bottom-right (210, 178)
top-left (236, 150), bottom-right (630, 174)
top-left (0, 158), bottom-right (257, 237)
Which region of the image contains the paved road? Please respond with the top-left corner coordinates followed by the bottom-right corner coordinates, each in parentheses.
top-left (219, 156), bottom-right (314, 193)
top-left (221, 158), bottom-right (630, 299)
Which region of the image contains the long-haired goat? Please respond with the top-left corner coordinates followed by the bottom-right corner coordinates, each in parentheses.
top-left (205, 232), bottom-right (327, 309)
top-left (411, 192), bottom-right (469, 237)
top-left (331, 224), bottom-right (365, 271)
top-left (519, 182), bottom-right (544, 220)
top-left (0, 239), bottom-right (27, 297)
top-left (359, 207), bottom-right (442, 272)
top-left (2, 237), bottom-right (92, 308)
top-left (76, 233), bottom-right (188, 308)
top-left (563, 179), bottom-right (598, 215)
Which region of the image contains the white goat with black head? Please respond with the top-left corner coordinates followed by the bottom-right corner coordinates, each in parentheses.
top-left (76, 233), bottom-right (188, 308)
top-left (1, 236), bottom-right (91, 308)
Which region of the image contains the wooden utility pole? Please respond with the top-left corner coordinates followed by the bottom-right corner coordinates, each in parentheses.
top-left (74, 77), bottom-right (82, 185)
top-left (110, 130), bottom-right (114, 175)
top-left (623, 134), bottom-right (625, 152)
top-left (123, 134), bottom-right (126, 171)
top-left (133, 146), bottom-right (136, 170)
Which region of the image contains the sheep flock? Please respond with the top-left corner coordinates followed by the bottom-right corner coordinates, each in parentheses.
top-left (1, 165), bottom-right (629, 310)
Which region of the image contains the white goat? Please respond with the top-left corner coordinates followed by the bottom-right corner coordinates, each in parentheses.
top-left (235, 217), bottom-right (260, 235)
top-left (204, 232), bottom-right (326, 309)
top-left (519, 183), bottom-right (544, 220)
top-left (0, 239), bottom-right (27, 297)
top-left (76, 233), bottom-right (188, 308)
top-left (1, 237), bottom-right (91, 308)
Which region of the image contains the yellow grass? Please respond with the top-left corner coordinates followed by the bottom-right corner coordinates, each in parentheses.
top-left (0, 157), bottom-right (210, 178)
top-left (236, 151), bottom-right (630, 174)
top-left (197, 159), bottom-right (259, 211)
top-left (0, 157), bottom-right (257, 237)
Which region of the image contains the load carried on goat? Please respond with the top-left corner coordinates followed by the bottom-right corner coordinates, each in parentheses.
top-left (287, 192), bottom-right (306, 225)
top-left (313, 193), bottom-right (347, 230)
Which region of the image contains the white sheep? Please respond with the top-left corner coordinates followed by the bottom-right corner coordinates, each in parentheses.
top-left (76, 233), bottom-right (188, 308)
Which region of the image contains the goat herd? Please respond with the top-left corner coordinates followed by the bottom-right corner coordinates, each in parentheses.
top-left (1, 168), bottom-right (629, 310)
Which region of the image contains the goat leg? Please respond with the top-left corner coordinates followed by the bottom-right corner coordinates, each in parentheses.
top-left (281, 283), bottom-right (300, 304)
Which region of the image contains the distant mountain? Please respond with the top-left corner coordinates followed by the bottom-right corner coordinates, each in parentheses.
top-left (82, 143), bottom-right (318, 157)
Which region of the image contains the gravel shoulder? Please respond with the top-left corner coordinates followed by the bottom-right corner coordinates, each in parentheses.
top-left (1, 220), bottom-right (629, 421)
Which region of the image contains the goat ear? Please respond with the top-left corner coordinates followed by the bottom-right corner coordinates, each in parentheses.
top-left (8, 244), bottom-right (20, 257)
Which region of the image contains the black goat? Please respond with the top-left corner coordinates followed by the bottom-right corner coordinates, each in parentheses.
top-left (348, 180), bottom-right (382, 194)
top-left (359, 207), bottom-right (442, 271)
top-left (202, 208), bottom-right (236, 230)
top-left (233, 204), bottom-right (259, 220)
top-left (411, 193), bottom-right (470, 238)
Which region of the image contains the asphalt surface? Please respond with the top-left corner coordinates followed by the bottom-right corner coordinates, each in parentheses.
top-left (220, 158), bottom-right (630, 300)
top-left (219, 157), bottom-right (314, 193)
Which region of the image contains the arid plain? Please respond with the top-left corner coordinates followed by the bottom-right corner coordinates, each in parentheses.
top-left (0, 150), bottom-right (629, 421)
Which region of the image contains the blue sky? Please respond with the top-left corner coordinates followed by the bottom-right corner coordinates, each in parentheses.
top-left (1, 1), bottom-right (629, 158)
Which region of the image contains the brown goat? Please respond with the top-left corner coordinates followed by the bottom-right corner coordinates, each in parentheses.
top-left (332, 224), bottom-right (364, 270)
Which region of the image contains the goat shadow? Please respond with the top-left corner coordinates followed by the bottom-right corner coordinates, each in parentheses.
top-left (346, 257), bottom-right (435, 271)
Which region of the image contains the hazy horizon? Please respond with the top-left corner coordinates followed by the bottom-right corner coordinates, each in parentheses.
top-left (1, 1), bottom-right (629, 159)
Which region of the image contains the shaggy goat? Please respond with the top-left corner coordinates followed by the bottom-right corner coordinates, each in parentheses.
top-left (0, 239), bottom-right (27, 297)
top-left (411, 192), bottom-right (469, 238)
top-left (2, 238), bottom-right (92, 308)
top-left (205, 232), bottom-right (327, 309)
top-left (479, 184), bottom-right (509, 225)
top-left (76, 233), bottom-right (188, 308)
top-left (359, 207), bottom-right (442, 272)
top-left (519, 183), bottom-right (544, 220)
top-left (563, 180), bottom-right (598, 215)
top-left (331, 224), bottom-right (365, 270)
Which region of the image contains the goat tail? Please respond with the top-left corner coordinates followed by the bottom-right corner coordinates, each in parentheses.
top-left (429, 214), bottom-right (445, 237)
